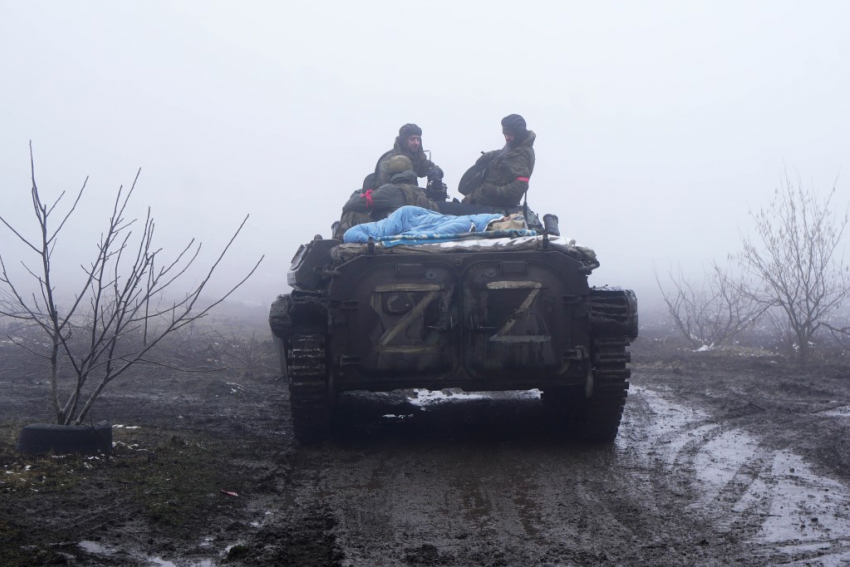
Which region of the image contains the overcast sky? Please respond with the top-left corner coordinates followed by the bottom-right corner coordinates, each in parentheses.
top-left (1, 1), bottom-right (848, 315)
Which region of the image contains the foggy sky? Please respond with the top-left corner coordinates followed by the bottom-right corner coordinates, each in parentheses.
top-left (1, 1), bottom-right (848, 317)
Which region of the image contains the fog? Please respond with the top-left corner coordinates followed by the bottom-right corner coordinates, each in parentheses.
top-left (1, 1), bottom-right (848, 318)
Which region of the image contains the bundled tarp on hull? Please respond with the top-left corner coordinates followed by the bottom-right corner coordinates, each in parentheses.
top-left (343, 205), bottom-right (505, 244)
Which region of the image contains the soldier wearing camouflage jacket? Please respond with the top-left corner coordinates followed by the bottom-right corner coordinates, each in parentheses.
top-left (459, 114), bottom-right (536, 208)
top-left (335, 156), bottom-right (437, 239)
top-left (367, 123), bottom-right (443, 189)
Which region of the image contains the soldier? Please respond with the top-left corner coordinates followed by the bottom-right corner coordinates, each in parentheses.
top-left (459, 114), bottom-right (536, 207)
top-left (367, 123), bottom-right (444, 190)
top-left (335, 156), bottom-right (438, 239)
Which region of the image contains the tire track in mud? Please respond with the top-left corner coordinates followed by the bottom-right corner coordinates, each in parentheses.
top-left (308, 392), bottom-right (741, 566)
top-left (321, 438), bottom-right (550, 566)
top-left (245, 379), bottom-right (850, 566)
top-left (234, 446), bottom-right (344, 566)
top-left (626, 385), bottom-right (850, 566)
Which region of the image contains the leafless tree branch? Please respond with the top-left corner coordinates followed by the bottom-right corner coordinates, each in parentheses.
top-left (0, 148), bottom-right (262, 424)
top-left (654, 262), bottom-right (767, 348)
top-left (736, 169), bottom-right (850, 364)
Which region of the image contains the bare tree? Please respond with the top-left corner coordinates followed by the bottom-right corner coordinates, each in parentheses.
top-left (214, 330), bottom-right (277, 379)
top-left (737, 170), bottom-right (849, 364)
top-left (821, 308), bottom-right (850, 353)
top-left (0, 146), bottom-right (263, 425)
top-left (654, 263), bottom-right (766, 349)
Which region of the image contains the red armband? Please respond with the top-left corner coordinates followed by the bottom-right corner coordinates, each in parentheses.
top-left (516, 177), bottom-right (530, 183)
top-left (363, 189), bottom-right (373, 207)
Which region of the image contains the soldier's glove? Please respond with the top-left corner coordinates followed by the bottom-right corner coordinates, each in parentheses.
top-left (427, 166), bottom-right (444, 183)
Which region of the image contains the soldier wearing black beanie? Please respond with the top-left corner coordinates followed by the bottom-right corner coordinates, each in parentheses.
top-left (501, 114), bottom-right (529, 146)
top-left (458, 114), bottom-right (536, 207)
top-left (398, 123), bottom-right (422, 141)
top-left (367, 123), bottom-right (442, 190)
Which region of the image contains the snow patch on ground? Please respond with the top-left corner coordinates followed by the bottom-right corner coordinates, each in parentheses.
top-left (820, 405), bottom-right (850, 419)
top-left (407, 388), bottom-right (541, 406)
top-left (408, 389), bottom-right (486, 406)
top-left (78, 540), bottom-right (215, 566)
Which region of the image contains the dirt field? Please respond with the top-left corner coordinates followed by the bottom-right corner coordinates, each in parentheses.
top-left (2, 323), bottom-right (850, 566)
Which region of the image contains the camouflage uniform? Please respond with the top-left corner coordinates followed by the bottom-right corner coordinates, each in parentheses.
top-left (344, 170), bottom-right (437, 219)
top-left (373, 141), bottom-right (436, 187)
top-left (335, 208), bottom-right (372, 240)
top-left (459, 131), bottom-right (536, 207)
top-left (367, 124), bottom-right (440, 189)
top-left (335, 156), bottom-right (437, 239)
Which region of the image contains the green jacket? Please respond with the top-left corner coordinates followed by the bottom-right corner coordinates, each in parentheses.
top-left (459, 131), bottom-right (536, 207)
top-left (336, 171), bottom-right (437, 239)
top-left (334, 209), bottom-right (371, 240)
top-left (373, 138), bottom-right (437, 188)
top-left (344, 171), bottom-right (436, 217)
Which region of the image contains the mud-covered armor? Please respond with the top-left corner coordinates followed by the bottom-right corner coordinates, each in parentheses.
top-left (270, 210), bottom-right (638, 443)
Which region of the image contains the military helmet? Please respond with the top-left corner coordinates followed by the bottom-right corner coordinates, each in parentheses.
top-left (385, 155), bottom-right (414, 175)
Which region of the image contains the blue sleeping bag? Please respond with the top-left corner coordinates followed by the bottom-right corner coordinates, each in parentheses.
top-left (343, 206), bottom-right (505, 245)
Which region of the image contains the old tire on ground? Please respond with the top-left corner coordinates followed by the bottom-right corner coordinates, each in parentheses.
top-left (16, 422), bottom-right (112, 455)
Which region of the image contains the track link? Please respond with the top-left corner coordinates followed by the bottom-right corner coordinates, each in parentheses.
top-left (576, 337), bottom-right (631, 442)
top-left (545, 289), bottom-right (636, 443)
top-left (288, 333), bottom-right (331, 443)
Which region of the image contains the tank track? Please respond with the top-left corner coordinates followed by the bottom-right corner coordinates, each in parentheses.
top-left (588, 288), bottom-right (638, 340)
top-left (577, 289), bottom-right (635, 442)
top-left (576, 337), bottom-right (631, 442)
top-left (287, 333), bottom-right (331, 443)
top-left (279, 291), bottom-right (332, 443)
top-left (542, 289), bottom-right (634, 442)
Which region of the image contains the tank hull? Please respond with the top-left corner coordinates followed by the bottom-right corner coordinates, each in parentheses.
top-left (326, 250), bottom-right (592, 392)
top-left (270, 237), bottom-right (638, 443)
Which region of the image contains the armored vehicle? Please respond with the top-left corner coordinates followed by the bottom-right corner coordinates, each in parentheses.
top-left (269, 209), bottom-right (638, 443)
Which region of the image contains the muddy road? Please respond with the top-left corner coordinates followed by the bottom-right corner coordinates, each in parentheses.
top-left (3, 341), bottom-right (850, 566)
